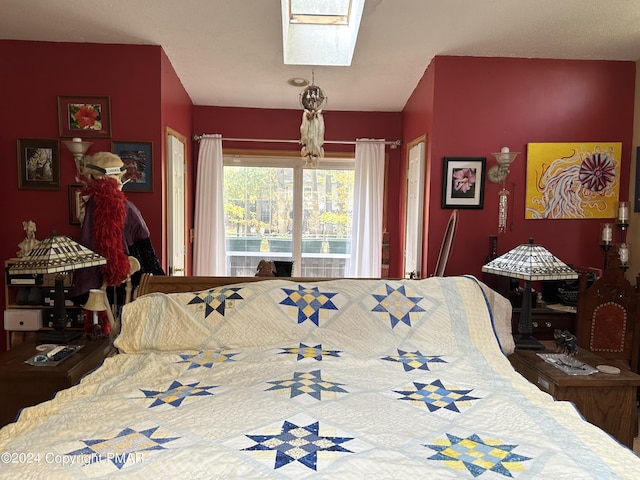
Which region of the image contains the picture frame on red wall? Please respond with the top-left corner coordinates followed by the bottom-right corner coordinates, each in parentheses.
top-left (68, 183), bottom-right (84, 225)
top-left (441, 156), bottom-right (486, 209)
top-left (17, 138), bottom-right (60, 191)
top-left (58, 95), bottom-right (111, 138)
top-left (112, 140), bottom-right (153, 192)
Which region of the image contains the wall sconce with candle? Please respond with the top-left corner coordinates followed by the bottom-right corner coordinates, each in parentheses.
top-left (62, 137), bottom-right (93, 176)
top-left (488, 147), bottom-right (520, 233)
top-left (616, 201), bottom-right (630, 270)
top-left (600, 201), bottom-right (631, 271)
top-left (619, 243), bottom-right (630, 271)
top-left (600, 222), bottom-right (613, 256)
top-left (617, 200), bottom-right (630, 231)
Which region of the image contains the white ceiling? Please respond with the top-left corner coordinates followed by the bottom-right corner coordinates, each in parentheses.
top-left (3, 0), bottom-right (640, 112)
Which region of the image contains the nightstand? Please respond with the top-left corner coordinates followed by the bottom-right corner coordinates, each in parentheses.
top-left (508, 341), bottom-right (640, 448)
top-left (0, 337), bottom-right (113, 427)
top-left (511, 307), bottom-right (575, 340)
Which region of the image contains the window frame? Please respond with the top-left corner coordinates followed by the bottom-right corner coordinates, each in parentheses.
top-left (222, 149), bottom-right (355, 276)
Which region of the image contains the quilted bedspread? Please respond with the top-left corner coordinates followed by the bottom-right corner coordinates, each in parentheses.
top-left (1, 276), bottom-right (640, 479)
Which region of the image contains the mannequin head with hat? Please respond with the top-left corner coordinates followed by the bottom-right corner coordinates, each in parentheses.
top-left (82, 152), bottom-right (126, 187)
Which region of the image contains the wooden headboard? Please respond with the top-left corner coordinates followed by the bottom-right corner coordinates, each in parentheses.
top-left (136, 274), bottom-right (338, 296)
top-left (575, 250), bottom-right (640, 371)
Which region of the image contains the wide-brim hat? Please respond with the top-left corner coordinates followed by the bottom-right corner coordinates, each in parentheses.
top-left (83, 152), bottom-right (125, 180)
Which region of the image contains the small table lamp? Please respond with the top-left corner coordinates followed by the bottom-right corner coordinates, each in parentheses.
top-left (9, 232), bottom-right (106, 343)
top-left (83, 288), bottom-right (109, 339)
top-left (482, 238), bottom-right (578, 350)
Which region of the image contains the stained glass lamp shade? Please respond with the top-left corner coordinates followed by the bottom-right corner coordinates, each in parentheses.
top-left (482, 238), bottom-right (578, 350)
top-left (9, 233), bottom-right (106, 343)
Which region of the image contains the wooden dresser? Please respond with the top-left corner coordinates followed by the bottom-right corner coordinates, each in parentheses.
top-left (511, 307), bottom-right (575, 340)
top-left (509, 341), bottom-right (640, 448)
top-left (0, 337), bottom-right (112, 427)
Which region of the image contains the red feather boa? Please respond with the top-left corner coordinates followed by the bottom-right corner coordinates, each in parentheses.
top-left (84, 178), bottom-right (130, 286)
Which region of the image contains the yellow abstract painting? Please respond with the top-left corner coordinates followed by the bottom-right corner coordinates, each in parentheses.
top-left (525, 142), bottom-right (621, 219)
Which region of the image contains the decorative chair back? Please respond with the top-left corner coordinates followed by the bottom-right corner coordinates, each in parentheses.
top-left (575, 250), bottom-right (640, 372)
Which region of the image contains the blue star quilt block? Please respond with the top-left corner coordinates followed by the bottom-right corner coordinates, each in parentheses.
top-left (382, 349), bottom-right (448, 371)
top-left (278, 285), bottom-right (339, 325)
top-left (371, 283), bottom-right (427, 328)
top-left (140, 380), bottom-right (216, 408)
top-left (266, 369), bottom-right (347, 400)
top-left (238, 416), bottom-right (356, 472)
top-left (393, 379), bottom-right (480, 414)
top-left (60, 423), bottom-right (183, 473)
top-left (186, 287), bottom-right (244, 319)
top-left (177, 350), bottom-right (238, 370)
top-left (425, 433), bottom-right (533, 477)
top-left (278, 343), bottom-right (342, 361)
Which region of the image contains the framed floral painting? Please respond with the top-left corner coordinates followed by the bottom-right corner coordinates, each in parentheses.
top-left (17, 138), bottom-right (60, 190)
top-left (525, 142), bottom-right (621, 219)
top-left (58, 95), bottom-right (111, 137)
top-left (441, 156), bottom-right (486, 209)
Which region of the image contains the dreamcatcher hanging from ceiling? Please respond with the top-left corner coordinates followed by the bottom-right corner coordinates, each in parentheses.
top-left (299, 77), bottom-right (326, 167)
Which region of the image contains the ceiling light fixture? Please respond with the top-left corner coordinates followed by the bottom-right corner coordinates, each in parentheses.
top-left (287, 77), bottom-right (310, 87)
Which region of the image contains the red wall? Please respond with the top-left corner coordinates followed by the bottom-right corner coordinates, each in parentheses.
top-left (0, 40), bottom-right (192, 351)
top-left (403, 56), bottom-right (636, 279)
top-left (193, 106), bottom-right (404, 276)
top-left (401, 63), bottom-right (436, 276)
top-left (0, 42), bottom-right (636, 351)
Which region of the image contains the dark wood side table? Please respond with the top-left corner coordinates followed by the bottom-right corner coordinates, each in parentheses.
top-left (511, 307), bottom-right (576, 340)
top-left (0, 337), bottom-right (113, 427)
top-left (508, 341), bottom-right (640, 448)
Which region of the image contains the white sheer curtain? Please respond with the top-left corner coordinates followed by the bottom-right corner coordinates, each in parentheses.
top-left (348, 139), bottom-right (385, 278)
top-left (193, 134), bottom-right (226, 275)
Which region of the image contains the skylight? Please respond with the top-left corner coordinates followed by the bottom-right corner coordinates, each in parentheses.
top-left (290, 0), bottom-right (351, 25)
top-left (282, 0), bottom-right (365, 66)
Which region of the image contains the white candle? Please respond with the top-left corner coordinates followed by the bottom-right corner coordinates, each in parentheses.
top-left (72, 137), bottom-right (82, 143)
top-left (619, 244), bottom-right (629, 264)
top-left (601, 223), bottom-right (613, 243)
top-left (618, 202), bottom-right (629, 222)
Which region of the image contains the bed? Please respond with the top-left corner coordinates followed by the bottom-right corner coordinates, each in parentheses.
top-left (1, 274), bottom-right (640, 478)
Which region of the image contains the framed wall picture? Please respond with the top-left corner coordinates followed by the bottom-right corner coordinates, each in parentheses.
top-left (68, 183), bottom-right (85, 225)
top-left (525, 142), bottom-right (621, 219)
top-left (17, 138), bottom-right (60, 190)
top-left (441, 156), bottom-right (486, 209)
top-left (112, 141), bottom-right (153, 192)
top-left (58, 95), bottom-right (111, 137)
